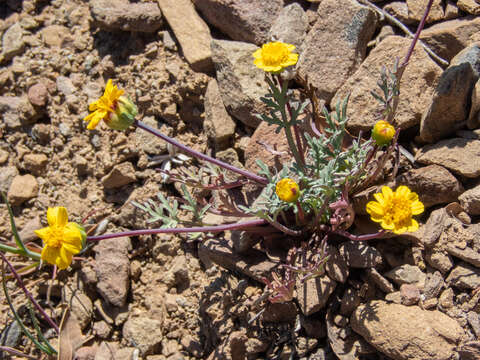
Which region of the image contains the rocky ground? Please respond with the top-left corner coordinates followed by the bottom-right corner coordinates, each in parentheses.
top-left (1, 0), bottom-right (480, 359)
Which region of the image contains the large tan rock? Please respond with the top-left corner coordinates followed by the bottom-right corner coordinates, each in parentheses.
top-left (406, 0), bottom-right (444, 23)
top-left (416, 138), bottom-right (480, 178)
top-left (7, 174), bottom-right (38, 206)
top-left (457, 0), bottom-right (480, 15)
top-left (157, 0), bottom-right (213, 72)
top-left (297, 0), bottom-right (377, 103)
top-left (332, 36), bottom-right (442, 133)
top-left (351, 300), bottom-right (465, 360)
top-left (193, 0), bottom-right (283, 45)
top-left (420, 16), bottom-right (480, 61)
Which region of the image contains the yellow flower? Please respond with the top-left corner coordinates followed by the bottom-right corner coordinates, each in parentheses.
top-left (372, 120), bottom-right (395, 146)
top-left (252, 42), bottom-right (299, 73)
top-left (34, 207), bottom-right (85, 270)
top-left (83, 79), bottom-right (137, 130)
top-left (366, 186), bottom-right (424, 234)
top-left (276, 178), bottom-right (300, 203)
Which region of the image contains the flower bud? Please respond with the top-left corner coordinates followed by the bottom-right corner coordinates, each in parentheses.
top-left (372, 120), bottom-right (395, 147)
top-left (105, 96), bottom-right (138, 131)
top-left (276, 178), bottom-right (300, 203)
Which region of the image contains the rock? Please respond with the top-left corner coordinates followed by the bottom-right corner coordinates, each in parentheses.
top-left (406, 0), bottom-right (444, 23)
top-left (1, 23), bottom-right (25, 62)
top-left (351, 300), bottom-right (465, 360)
top-left (423, 271), bottom-right (445, 300)
top-left (199, 238), bottom-right (278, 282)
top-left (340, 287), bottom-right (362, 316)
top-left (416, 138), bottom-right (480, 178)
top-left (458, 0), bottom-right (480, 15)
top-left (446, 262), bottom-right (480, 290)
top-left (7, 174), bottom-right (38, 206)
top-left (384, 2), bottom-right (413, 26)
top-left (0, 166), bottom-right (19, 193)
top-left (0, 150), bottom-right (8, 164)
top-left (420, 63), bottom-right (476, 143)
top-left (158, 0), bottom-right (213, 72)
top-left (17, 215), bottom-right (41, 243)
top-left (62, 286), bottom-right (93, 330)
top-left (325, 244), bottom-right (349, 283)
top-left (211, 39), bottom-right (268, 128)
top-left (102, 162), bottom-right (136, 189)
top-left (451, 43), bottom-right (480, 78)
top-left (261, 302), bottom-right (297, 323)
top-left (297, 0), bottom-right (377, 103)
top-left (135, 117), bottom-right (168, 155)
top-left (420, 16), bottom-right (480, 62)
top-left (444, 1), bottom-right (461, 20)
top-left (459, 184), bottom-right (480, 216)
top-left (296, 276), bottom-right (337, 316)
top-left (95, 341), bottom-right (119, 360)
top-left (0, 321), bottom-right (21, 348)
top-left (75, 345), bottom-right (98, 360)
top-left (0, 95), bottom-right (37, 128)
top-left (422, 208), bottom-right (447, 246)
top-left (89, 0), bottom-right (162, 32)
top-left (194, 0), bottom-right (282, 45)
top-left (468, 312), bottom-right (480, 338)
top-left (439, 287), bottom-right (455, 308)
top-left (468, 79), bottom-right (480, 129)
top-left (393, 165), bottom-right (463, 208)
top-left (268, 3), bottom-right (308, 49)
top-left (93, 321), bottom-right (112, 339)
top-left (447, 243), bottom-right (480, 268)
top-left (168, 255), bottom-right (189, 287)
top-left (400, 284), bottom-right (420, 305)
top-left (203, 79), bottom-right (236, 151)
top-left (123, 316), bottom-right (163, 355)
top-left (332, 36), bottom-right (442, 133)
top-left (56, 76), bottom-right (76, 96)
top-left (244, 121), bottom-right (290, 173)
top-left (385, 264), bottom-right (426, 287)
top-left (94, 237), bottom-right (131, 307)
top-left (23, 153), bottom-right (48, 176)
top-left (366, 268), bottom-right (395, 293)
top-left (41, 25), bottom-right (69, 47)
top-left (27, 83), bottom-right (48, 107)
top-left (425, 248), bottom-right (454, 273)
top-left (339, 241), bottom-right (383, 268)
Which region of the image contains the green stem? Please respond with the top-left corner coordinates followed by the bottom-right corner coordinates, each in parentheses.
top-left (0, 243), bottom-right (41, 261)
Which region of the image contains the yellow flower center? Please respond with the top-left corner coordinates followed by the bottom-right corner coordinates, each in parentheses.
top-left (384, 196), bottom-right (412, 226)
top-left (261, 43), bottom-right (291, 67)
top-left (44, 227), bottom-right (64, 248)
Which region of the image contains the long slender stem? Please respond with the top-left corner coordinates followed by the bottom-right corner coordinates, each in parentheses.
top-left (333, 229), bottom-right (386, 241)
top-left (0, 252), bottom-right (59, 334)
top-left (0, 243), bottom-right (41, 261)
top-left (88, 219), bottom-right (267, 241)
top-left (135, 120), bottom-right (268, 185)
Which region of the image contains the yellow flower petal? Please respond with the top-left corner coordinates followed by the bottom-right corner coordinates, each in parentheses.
top-left (252, 41), bottom-right (298, 73)
top-left (34, 227), bottom-right (51, 243)
top-left (373, 192), bottom-right (386, 206)
top-left (47, 207), bottom-right (68, 227)
top-left (57, 247), bottom-right (72, 270)
top-left (411, 200), bottom-right (424, 216)
top-left (366, 201), bottom-right (384, 218)
top-left (41, 245), bottom-right (60, 265)
top-left (381, 186), bottom-right (394, 200)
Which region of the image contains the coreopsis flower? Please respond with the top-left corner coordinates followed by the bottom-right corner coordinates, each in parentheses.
top-left (252, 42), bottom-right (299, 73)
top-left (366, 186), bottom-right (424, 234)
top-left (276, 178), bottom-right (300, 203)
top-left (372, 120), bottom-right (396, 147)
top-left (34, 207), bottom-right (86, 270)
top-left (83, 79), bottom-right (137, 130)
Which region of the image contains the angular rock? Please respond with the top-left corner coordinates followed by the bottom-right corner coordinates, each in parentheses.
top-left (325, 244), bottom-right (349, 283)
top-left (203, 79), bottom-right (236, 151)
top-left (40, 25), bottom-right (70, 47)
top-left (194, 0), bottom-right (282, 45)
top-left (459, 341), bottom-right (480, 360)
top-left (446, 262), bottom-right (480, 290)
top-left (384, 264), bottom-right (426, 287)
top-left (366, 268), bottom-right (395, 293)
top-left (423, 271), bottom-right (445, 300)
top-left (90, 0), bottom-right (163, 33)
top-left (460, 185), bottom-right (480, 217)
top-left (27, 83), bottom-right (48, 107)
top-left (339, 241), bottom-right (383, 268)
top-left (447, 244), bottom-right (480, 269)
top-left (296, 276), bottom-right (337, 316)
top-left (123, 316), bottom-right (163, 355)
top-left (340, 287), bottom-right (361, 316)
top-left (416, 138), bottom-right (480, 178)
top-left (458, 0), bottom-right (480, 15)
top-left (244, 121), bottom-right (290, 173)
top-left (0, 166), bottom-right (19, 193)
top-left (211, 40), bottom-right (268, 128)
top-left (199, 238), bottom-right (278, 283)
top-left (135, 116), bottom-right (168, 155)
top-left (351, 301), bottom-right (465, 360)
top-left (94, 237), bottom-right (131, 307)
top-left (406, 0), bottom-right (444, 24)
top-left (420, 16), bottom-right (480, 62)
top-left (1, 23), bottom-right (25, 62)
top-left (420, 63), bottom-right (476, 143)
top-left (450, 43), bottom-right (480, 78)
top-left (7, 174), bottom-right (38, 206)
top-left (268, 3), bottom-right (308, 49)
top-left (393, 165), bottom-right (463, 208)
top-left (425, 248), bottom-right (454, 274)
top-left (62, 286), bottom-right (93, 330)
top-left (56, 76), bottom-right (76, 96)
top-left (468, 79), bottom-right (480, 129)
top-left (297, 0), bottom-right (377, 103)
top-left (384, 2), bottom-right (413, 26)
top-left (102, 162), bottom-right (136, 189)
top-left (0, 95), bottom-right (37, 128)
top-left (333, 36), bottom-right (442, 133)
top-left (23, 153), bottom-right (48, 176)
top-left (158, 0), bottom-right (212, 72)
top-left (400, 284), bottom-right (420, 305)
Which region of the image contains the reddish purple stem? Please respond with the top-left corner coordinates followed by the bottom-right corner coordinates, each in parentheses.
top-left (135, 120), bottom-right (268, 185)
top-left (88, 219), bottom-right (267, 242)
top-left (0, 252), bottom-right (59, 334)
